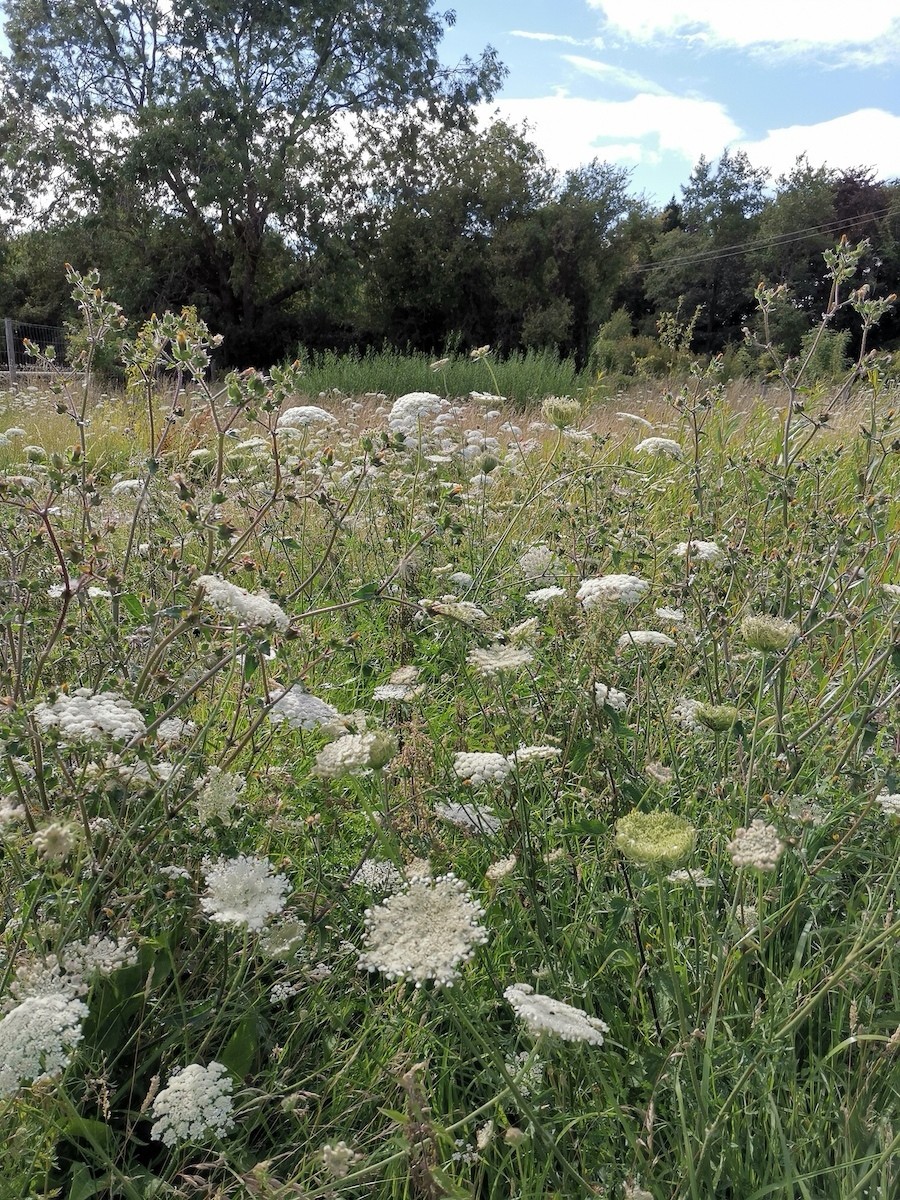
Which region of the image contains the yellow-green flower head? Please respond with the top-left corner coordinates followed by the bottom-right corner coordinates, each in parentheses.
top-left (615, 809), bottom-right (696, 869)
top-left (740, 614), bottom-right (800, 653)
top-left (696, 703), bottom-right (741, 733)
top-left (541, 395), bottom-right (581, 429)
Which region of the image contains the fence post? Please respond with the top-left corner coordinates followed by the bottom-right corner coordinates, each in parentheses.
top-left (3, 318), bottom-right (16, 386)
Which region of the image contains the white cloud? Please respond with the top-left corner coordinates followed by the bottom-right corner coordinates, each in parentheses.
top-left (739, 109), bottom-right (900, 180)
top-left (510, 30), bottom-right (598, 46)
top-left (561, 55), bottom-right (667, 93)
top-left (477, 91), bottom-right (740, 175)
top-left (589, 0), bottom-right (900, 53)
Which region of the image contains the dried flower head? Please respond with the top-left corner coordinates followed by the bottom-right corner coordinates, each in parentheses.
top-left (358, 873), bottom-right (488, 988)
top-left (695, 703), bottom-right (741, 733)
top-left (541, 396), bottom-right (581, 429)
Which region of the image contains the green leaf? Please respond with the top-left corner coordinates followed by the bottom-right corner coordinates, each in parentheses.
top-left (121, 593), bottom-right (144, 620)
top-left (218, 1012), bottom-right (258, 1078)
top-left (65, 1116), bottom-right (115, 1155)
top-left (560, 818), bottom-right (608, 837)
top-left (352, 582), bottom-right (381, 600)
top-left (67, 1164), bottom-right (103, 1200)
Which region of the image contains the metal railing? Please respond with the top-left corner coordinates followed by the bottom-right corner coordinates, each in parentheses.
top-left (2, 318), bottom-right (68, 383)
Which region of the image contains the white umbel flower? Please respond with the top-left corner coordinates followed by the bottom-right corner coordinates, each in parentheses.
top-left (526, 585), bottom-right (567, 606)
top-left (34, 688), bottom-right (146, 742)
top-left (196, 767), bottom-right (245, 827)
top-left (674, 539), bottom-right (723, 565)
top-left (517, 544), bottom-right (557, 581)
top-left (727, 819), bottom-right (785, 872)
top-left (876, 790), bottom-right (900, 817)
top-left (311, 731), bottom-right (395, 780)
top-left (357, 873), bottom-right (488, 988)
top-left (453, 751), bottom-right (512, 787)
top-left (0, 993), bottom-right (89, 1097)
top-left (467, 645), bottom-right (534, 676)
top-left (150, 1062), bottom-right (235, 1147)
top-left (617, 630), bottom-right (676, 651)
top-left (435, 801), bottom-right (502, 834)
top-left (634, 436), bottom-right (682, 459)
top-left (504, 983), bottom-right (609, 1046)
top-left (577, 574), bottom-right (649, 609)
top-left (200, 855), bottom-right (291, 930)
top-left (276, 405), bottom-right (336, 429)
top-left (197, 575), bottom-right (289, 631)
top-left (388, 392), bottom-right (446, 437)
top-left (594, 682), bottom-right (628, 712)
top-left (268, 685), bottom-right (339, 731)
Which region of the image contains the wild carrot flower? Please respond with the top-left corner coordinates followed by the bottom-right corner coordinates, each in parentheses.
top-left (674, 539), bottom-right (723, 564)
top-left (504, 983), bottom-right (609, 1045)
top-left (526, 585), bottom-right (566, 606)
top-left (594, 682), bottom-right (628, 712)
top-left (268, 685), bottom-right (339, 730)
top-left (34, 688), bottom-right (146, 742)
top-left (311, 731), bottom-right (396, 779)
top-left (727, 819), bottom-right (785, 871)
top-left (200, 855), bottom-right (291, 930)
top-left (467, 645), bottom-right (534, 676)
top-left (740, 614), bottom-right (800, 653)
top-left (541, 396), bottom-right (581, 429)
top-left (196, 767), bottom-right (245, 827)
top-left (876, 790), bottom-right (900, 817)
top-left (0, 993), bottom-right (89, 1097)
top-left (696, 703), bottom-right (741, 732)
top-left (616, 809), bottom-right (696, 868)
top-left (634, 436), bottom-right (682, 458)
top-left (617, 630), bottom-right (676, 651)
top-left (578, 574), bottom-right (649, 609)
top-left (453, 751), bottom-right (512, 787)
top-left (435, 801), bottom-right (502, 834)
top-left (276, 405), bottom-right (336, 429)
top-left (150, 1062), bottom-right (235, 1147)
top-left (357, 873), bottom-right (488, 987)
top-left (197, 575), bottom-right (289, 631)
top-left (517, 544), bottom-right (557, 581)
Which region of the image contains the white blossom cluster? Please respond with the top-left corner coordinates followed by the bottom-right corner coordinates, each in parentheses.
top-left (467, 645), bottom-right (534, 677)
top-left (357, 873), bottom-right (488, 987)
top-left (276, 405), bottom-right (336, 429)
top-left (727, 819), bottom-right (785, 872)
top-left (526, 585), bottom-right (567, 606)
top-left (577, 574), bottom-right (649, 609)
top-left (876, 790), bottom-right (900, 817)
top-left (435, 801), bottom-right (502, 834)
top-left (674, 539), bottom-right (724, 565)
top-left (33, 688), bottom-right (146, 742)
top-left (32, 822), bottom-right (79, 861)
top-left (594, 682), bottom-right (628, 712)
top-left (196, 575), bottom-right (289, 631)
top-left (387, 391), bottom-right (446, 437)
top-left (671, 696), bottom-right (704, 732)
top-left (353, 859), bottom-right (405, 892)
top-left (311, 731), bottom-right (395, 780)
top-left (156, 717), bottom-right (197, 745)
top-left (268, 685), bottom-right (339, 730)
top-left (510, 744), bottom-right (562, 766)
top-left (372, 665), bottom-right (421, 702)
top-left (634, 436), bottom-right (682, 458)
top-left (617, 630), bottom-right (676, 651)
top-left (150, 1061), bottom-right (235, 1147)
top-left (0, 993), bottom-right (89, 1097)
top-left (196, 767), bottom-right (245, 827)
top-left (504, 983), bottom-right (609, 1046)
top-left (517, 544), bottom-right (557, 581)
top-left (452, 751), bottom-right (512, 787)
top-left (200, 855), bottom-right (291, 930)
top-left (420, 596), bottom-right (489, 628)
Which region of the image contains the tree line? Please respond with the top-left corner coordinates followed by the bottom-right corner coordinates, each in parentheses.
top-left (1, 1), bottom-right (898, 371)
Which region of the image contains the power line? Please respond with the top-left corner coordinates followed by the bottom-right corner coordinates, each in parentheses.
top-left (634, 205), bottom-right (895, 274)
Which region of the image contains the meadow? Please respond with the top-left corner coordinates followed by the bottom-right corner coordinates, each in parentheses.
top-left (0, 259), bottom-right (898, 1200)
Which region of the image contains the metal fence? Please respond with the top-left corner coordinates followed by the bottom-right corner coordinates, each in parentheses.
top-left (2, 318), bottom-right (68, 383)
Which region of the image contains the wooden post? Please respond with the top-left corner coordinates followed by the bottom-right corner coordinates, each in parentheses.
top-left (3, 318), bottom-right (16, 385)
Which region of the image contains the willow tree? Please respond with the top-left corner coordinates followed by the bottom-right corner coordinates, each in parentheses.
top-left (0, 0), bottom-right (503, 357)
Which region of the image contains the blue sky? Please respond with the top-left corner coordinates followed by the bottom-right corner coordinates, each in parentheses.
top-left (439, 0), bottom-right (900, 204)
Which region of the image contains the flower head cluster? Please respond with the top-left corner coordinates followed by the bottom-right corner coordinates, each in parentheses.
top-left (372, 665), bottom-right (421, 702)
top-left (388, 392), bottom-right (445, 437)
top-left (357, 873), bottom-right (488, 988)
top-left (197, 575), bottom-right (289, 632)
top-left (671, 696), bottom-right (704, 732)
top-left (276, 405), bottom-right (336, 429)
top-left (740, 614), bottom-right (800, 653)
top-left (517, 544), bottom-right (557, 581)
top-left (0, 993), bottom-right (89, 1097)
top-left (420, 596), bottom-right (489, 628)
top-left (196, 767), bottom-right (245, 827)
top-left (34, 688), bottom-right (146, 742)
top-left (504, 983), bottom-right (609, 1046)
top-left (526, 585), bottom-right (566, 606)
top-left (727, 819), bottom-right (785, 872)
top-left (695, 703), bottom-right (741, 733)
top-left (322, 1141), bottom-right (359, 1178)
top-left (311, 731), bottom-right (396, 780)
top-left (150, 1062), bottom-right (235, 1147)
top-left (435, 801), bottom-right (502, 835)
top-left (9, 936), bottom-right (137, 1008)
top-left (353, 859), bottom-right (405, 892)
top-left (634, 436), bottom-right (682, 459)
top-left (674, 539), bottom-right (723, 565)
top-left (510, 744), bottom-right (562, 766)
top-left (876, 790), bottom-right (900, 817)
top-left (32, 822), bottom-right (79, 862)
top-left (453, 751), bottom-right (512, 787)
top-left (617, 630), bottom-right (676, 651)
top-left (577, 574), bottom-right (649, 609)
top-left (268, 685), bottom-right (338, 731)
top-left (467, 645), bottom-right (534, 677)
top-left (594, 682), bottom-right (628, 712)
top-left (200, 855), bottom-right (291, 930)
top-left (615, 809), bottom-right (696, 868)
top-left (156, 717), bottom-right (197, 745)
top-left (541, 396), bottom-right (581, 429)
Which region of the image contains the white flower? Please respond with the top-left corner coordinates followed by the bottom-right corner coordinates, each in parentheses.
top-left (353, 859), bottom-right (405, 892)
top-left (150, 1062), bottom-right (235, 1147)
top-left (674, 539), bottom-right (723, 565)
top-left (504, 983), bottom-right (609, 1046)
top-left (667, 868), bottom-right (715, 887)
top-left (517, 545), bottom-right (557, 581)
top-left (671, 697), bottom-right (704, 732)
top-left (420, 596), bottom-right (489, 627)
top-left (156, 717), bottom-right (196, 744)
top-left (486, 854), bottom-right (517, 882)
top-left (526, 585), bottom-right (566, 606)
top-left (322, 1141), bottom-right (359, 1178)
top-left (634, 436), bottom-right (682, 458)
top-left (882, 583), bottom-right (900, 600)
top-left (268, 685), bottom-right (338, 730)
top-left (388, 392), bottom-right (446, 437)
top-left (617, 630), bottom-right (676, 651)
top-left (0, 994), bottom-right (89, 1097)
top-left (34, 688), bottom-right (146, 742)
top-left (357, 873), bottom-right (488, 987)
top-left (654, 606), bottom-right (685, 622)
top-left (276, 405), bottom-right (336, 429)
top-left (578, 574), bottom-right (649, 609)
top-left (453, 751), bottom-right (512, 787)
top-left (467, 645), bottom-right (534, 677)
top-left (727, 819), bottom-right (785, 872)
top-left (200, 855), bottom-right (291, 930)
top-left (32, 822), bottom-right (79, 861)
top-left (196, 767), bottom-right (245, 827)
top-left (311, 731), bottom-right (395, 780)
top-left (875, 790), bottom-right (900, 817)
top-left (510, 744), bottom-right (562, 766)
top-left (435, 801), bottom-right (502, 834)
top-left (197, 575), bottom-right (289, 631)
top-left (594, 682), bottom-right (628, 712)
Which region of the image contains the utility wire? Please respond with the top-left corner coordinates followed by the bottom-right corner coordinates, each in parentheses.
top-left (634, 204), bottom-right (895, 274)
